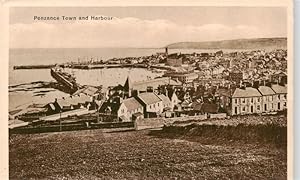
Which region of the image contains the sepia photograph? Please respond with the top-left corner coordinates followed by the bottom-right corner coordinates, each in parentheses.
top-left (8, 5), bottom-right (291, 179)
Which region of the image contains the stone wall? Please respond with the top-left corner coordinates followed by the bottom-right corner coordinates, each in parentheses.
top-left (210, 113), bottom-right (227, 119)
top-left (135, 114), bottom-right (207, 130)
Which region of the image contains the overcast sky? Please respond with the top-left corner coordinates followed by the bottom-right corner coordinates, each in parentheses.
top-left (9, 7), bottom-right (287, 48)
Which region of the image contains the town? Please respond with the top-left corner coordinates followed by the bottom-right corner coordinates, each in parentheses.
top-left (9, 48), bottom-right (288, 130)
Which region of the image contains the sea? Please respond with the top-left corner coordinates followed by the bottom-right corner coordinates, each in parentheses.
top-left (9, 48), bottom-right (236, 112)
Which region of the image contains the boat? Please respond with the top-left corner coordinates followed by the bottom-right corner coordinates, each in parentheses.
top-left (50, 68), bottom-right (79, 94)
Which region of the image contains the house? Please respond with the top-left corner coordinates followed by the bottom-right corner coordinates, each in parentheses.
top-left (53, 94), bottom-right (92, 112)
top-left (122, 97), bottom-right (144, 121)
top-left (231, 87), bottom-right (263, 115)
top-left (136, 92), bottom-right (163, 118)
top-left (270, 71), bottom-right (287, 85)
top-left (73, 86), bottom-right (100, 99)
top-left (218, 87), bottom-right (263, 115)
top-left (17, 103), bottom-right (48, 121)
top-left (166, 53), bottom-right (184, 67)
top-left (123, 76), bottom-right (181, 96)
top-left (163, 72), bottom-right (198, 84)
top-left (158, 94), bottom-right (172, 110)
top-left (160, 87), bottom-right (181, 111)
top-left (99, 97), bottom-right (124, 122)
top-left (271, 84), bottom-right (287, 111)
top-left (257, 86), bottom-right (276, 113)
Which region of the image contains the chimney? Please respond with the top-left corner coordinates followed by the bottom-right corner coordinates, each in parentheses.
top-left (263, 80), bottom-right (266, 86)
top-left (165, 47), bottom-right (168, 56)
top-left (132, 90), bottom-right (139, 97)
top-left (239, 80), bottom-right (243, 88)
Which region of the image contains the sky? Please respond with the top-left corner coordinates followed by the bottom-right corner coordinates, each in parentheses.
top-left (9, 7), bottom-right (287, 48)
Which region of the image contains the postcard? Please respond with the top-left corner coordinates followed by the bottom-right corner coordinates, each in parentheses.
top-left (0, 0), bottom-right (293, 179)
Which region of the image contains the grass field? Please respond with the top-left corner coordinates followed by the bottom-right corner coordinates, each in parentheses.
top-left (9, 116), bottom-right (287, 179)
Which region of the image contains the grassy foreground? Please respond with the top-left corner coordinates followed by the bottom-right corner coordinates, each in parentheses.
top-left (10, 117), bottom-right (287, 179)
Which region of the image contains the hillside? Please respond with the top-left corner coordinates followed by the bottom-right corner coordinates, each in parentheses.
top-left (167, 37), bottom-right (287, 50)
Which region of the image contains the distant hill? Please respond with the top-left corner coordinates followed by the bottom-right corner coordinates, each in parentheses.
top-left (167, 37), bottom-right (287, 50)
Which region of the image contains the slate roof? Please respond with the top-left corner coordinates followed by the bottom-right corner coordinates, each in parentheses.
top-left (258, 86), bottom-right (276, 95)
top-left (138, 92), bottom-right (162, 105)
top-left (232, 87), bottom-right (262, 98)
top-left (56, 94), bottom-right (91, 108)
top-left (123, 97), bottom-right (143, 111)
top-left (271, 84), bottom-right (287, 94)
top-left (73, 86), bottom-right (99, 96)
top-left (158, 94), bottom-right (171, 105)
top-left (132, 77), bottom-right (181, 92)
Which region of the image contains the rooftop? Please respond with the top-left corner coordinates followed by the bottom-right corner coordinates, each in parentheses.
top-left (132, 77), bottom-right (181, 92)
top-left (258, 86), bottom-right (276, 95)
top-left (232, 87), bottom-right (262, 98)
top-left (158, 94), bottom-right (171, 105)
top-left (123, 97), bottom-right (143, 111)
top-left (138, 92), bottom-right (162, 105)
top-left (271, 84), bottom-right (287, 94)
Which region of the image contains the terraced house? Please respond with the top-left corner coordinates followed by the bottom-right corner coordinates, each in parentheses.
top-left (230, 87), bottom-right (263, 115)
top-left (258, 86), bottom-right (276, 113)
top-left (218, 84), bottom-right (287, 116)
top-left (271, 84), bottom-right (287, 111)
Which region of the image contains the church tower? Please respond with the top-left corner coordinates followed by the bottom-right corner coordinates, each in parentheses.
top-left (124, 76), bottom-right (132, 97)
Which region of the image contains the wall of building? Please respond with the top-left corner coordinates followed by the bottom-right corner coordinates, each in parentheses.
top-left (231, 97), bottom-right (262, 115)
top-left (146, 101), bottom-right (163, 113)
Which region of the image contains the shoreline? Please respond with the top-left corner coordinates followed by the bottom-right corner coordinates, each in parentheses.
top-left (13, 63), bottom-right (175, 71)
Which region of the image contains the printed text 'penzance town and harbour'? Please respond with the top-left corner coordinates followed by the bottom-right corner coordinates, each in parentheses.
top-left (33, 16), bottom-right (114, 21)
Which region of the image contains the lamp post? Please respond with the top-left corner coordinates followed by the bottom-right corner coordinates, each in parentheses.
top-left (59, 110), bottom-right (62, 132)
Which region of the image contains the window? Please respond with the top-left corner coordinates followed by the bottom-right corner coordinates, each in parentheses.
top-left (257, 98), bottom-right (260, 102)
top-left (264, 104), bottom-right (267, 111)
top-left (278, 95), bottom-right (280, 100)
top-left (242, 98), bottom-right (245, 103)
top-left (257, 105), bottom-right (260, 111)
top-left (235, 99), bottom-right (238, 104)
top-left (235, 107), bottom-right (238, 114)
top-left (251, 98), bottom-right (253, 103)
top-left (242, 107), bottom-right (246, 112)
top-left (284, 94), bottom-right (287, 99)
